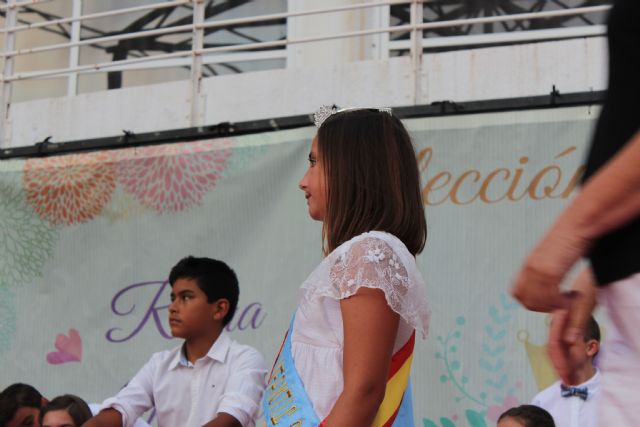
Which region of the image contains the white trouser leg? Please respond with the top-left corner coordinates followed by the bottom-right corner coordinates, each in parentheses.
top-left (597, 273), bottom-right (640, 427)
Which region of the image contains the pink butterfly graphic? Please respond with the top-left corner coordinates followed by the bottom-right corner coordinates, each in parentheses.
top-left (46, 328), bottom-right (82, 364)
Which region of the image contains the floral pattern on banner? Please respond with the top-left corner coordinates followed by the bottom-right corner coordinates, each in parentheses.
top-left (116, 139), bottom-right (234, 214)
top-left (0, 285), bottom-right (16, 353)
top-left (0, 183), bottom-right (57, 285)
top-left (24, 152), bottom-right (116, 225)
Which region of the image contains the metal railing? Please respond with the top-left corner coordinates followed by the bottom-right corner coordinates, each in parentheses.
top-left (0, 0), bottom-right (612, 144)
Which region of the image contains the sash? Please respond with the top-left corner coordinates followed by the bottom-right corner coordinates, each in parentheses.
top-left (263, 316), bottom-right (321, 426)
top-left (263, 315), bottom-right (415, 427)
top-left (371, 332), bottom-right (415, 427)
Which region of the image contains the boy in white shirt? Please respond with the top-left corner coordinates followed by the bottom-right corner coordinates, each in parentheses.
top-left (531, 316), bottom-right (601, 427)
top-left (83, 256), bottom-right (267, 427)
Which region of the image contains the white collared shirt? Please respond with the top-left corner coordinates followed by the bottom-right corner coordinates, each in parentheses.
top-left (89, 404), bottom-right (150, 427)
top-left (101, 331), bottom-right (267, 427)
top-left (532, 369), bottom-right (601, 427)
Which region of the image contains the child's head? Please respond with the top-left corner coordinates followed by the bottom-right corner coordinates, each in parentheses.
top-left (0, 383), bottom-right (45, 427)
top-left (39, 394), bottom-right (92, 427)
top-left (497, 405), bottom-right (555, 427)
top-left (566, 315), bottom-right (601, 370)
top-left (168, 256), bottom-right (239, 338)
top-left (301, 108), bottom-right (427, 256)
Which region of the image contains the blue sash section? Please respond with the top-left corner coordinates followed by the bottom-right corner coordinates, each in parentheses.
top-left (263, 315), bottom-right (320, 427)
top-left (391, 380), bottom-right (414, 427)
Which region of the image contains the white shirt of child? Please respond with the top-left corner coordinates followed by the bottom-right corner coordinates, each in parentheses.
top-left (101, 330), bottom-right (267, 427)
top-left (531, 369), bottom-right (601, 427)
top-left (291, 231), bottom-right (431, 420)
top-left (89, 404), bottom-right (150, 427)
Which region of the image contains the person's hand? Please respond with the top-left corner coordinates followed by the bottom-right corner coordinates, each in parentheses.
top-left (547, 268), bottom-right (597, 385)
top-left (547, 309), bottom-right (577, 385)
top-left (512, 212), bottom-right (591, 312)
top-left (511, 258), bottom-right (575, 312)
top-left (547, 304), bottom-right (592, 385)
top-left (511, 243), bottom-right (579, 312)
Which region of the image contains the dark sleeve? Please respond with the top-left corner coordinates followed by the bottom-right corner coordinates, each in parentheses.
top-left (582, 0), bottom-right (640, 286)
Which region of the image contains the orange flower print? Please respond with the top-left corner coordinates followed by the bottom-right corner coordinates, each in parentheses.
top-left (24, 152), bottom-right (116, 225)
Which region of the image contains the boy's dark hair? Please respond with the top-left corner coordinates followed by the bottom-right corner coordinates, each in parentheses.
top-left (317, 109), bottom-right (427, 256)
top-left (39, 394), bottom-right (92, 427)
top-left (498, 405), bottom-right (555, 427)
top-left (0, 383), bottom-right (43, 426)
top-left (583, 316), bottom-right (601, 343)
top-left (169, 256), bottom-right (239, 326)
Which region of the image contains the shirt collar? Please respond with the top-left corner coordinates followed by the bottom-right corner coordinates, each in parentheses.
top-left (580, 368), bottom-right (601, 400)
top-left (168, 330), bottom-right (231, 370)
top-left (580, 368), bottom-right (600, 389)
top-left (206, 329), bottom-right (231, 363)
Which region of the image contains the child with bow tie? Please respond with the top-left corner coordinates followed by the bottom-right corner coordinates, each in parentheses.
top-left (531, 316), bottom-right (601, 427)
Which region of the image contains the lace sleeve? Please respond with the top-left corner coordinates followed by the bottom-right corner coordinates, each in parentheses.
top-left (299, 233), bottom-right (431, 337)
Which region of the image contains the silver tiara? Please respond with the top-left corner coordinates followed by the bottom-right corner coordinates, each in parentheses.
top-left (313, 106), bottom-right (393, 128)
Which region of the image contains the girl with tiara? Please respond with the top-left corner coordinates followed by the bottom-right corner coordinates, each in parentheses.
top-left (262, 107), bottom-right (430, 426)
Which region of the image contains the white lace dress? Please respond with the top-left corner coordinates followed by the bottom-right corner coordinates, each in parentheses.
top-left (291, 231), bottom-right (431, 420)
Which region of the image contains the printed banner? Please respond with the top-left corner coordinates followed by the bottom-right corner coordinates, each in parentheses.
top-left (0, 106), bottom-right (597, 426)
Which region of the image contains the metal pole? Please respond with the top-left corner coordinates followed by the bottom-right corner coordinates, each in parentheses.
top-left (285, 0), bottom-right (297, 68)
top-left (0, 0), bottom-right (18, 147)
top-left (190, 0), bottom-right (205, 127)
top-left (369, 0), bottom-right (390, 60)
top-left (410, 0), bottom-right (423, 105)
top-left (67, 0), bottom-right (81, 96)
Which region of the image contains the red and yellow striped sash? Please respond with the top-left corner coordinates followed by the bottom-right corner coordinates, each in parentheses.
top-left (372, 332), bottom-right (415, 427)
top-left (318, 332), bottom-right (415, 427)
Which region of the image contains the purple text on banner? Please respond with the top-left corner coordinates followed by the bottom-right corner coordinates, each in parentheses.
top-left (106, 280), bottom-right (266, 343)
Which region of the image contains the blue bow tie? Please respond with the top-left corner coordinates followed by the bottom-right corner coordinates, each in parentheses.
top-left (561, 385), bottom-right (588, 400)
